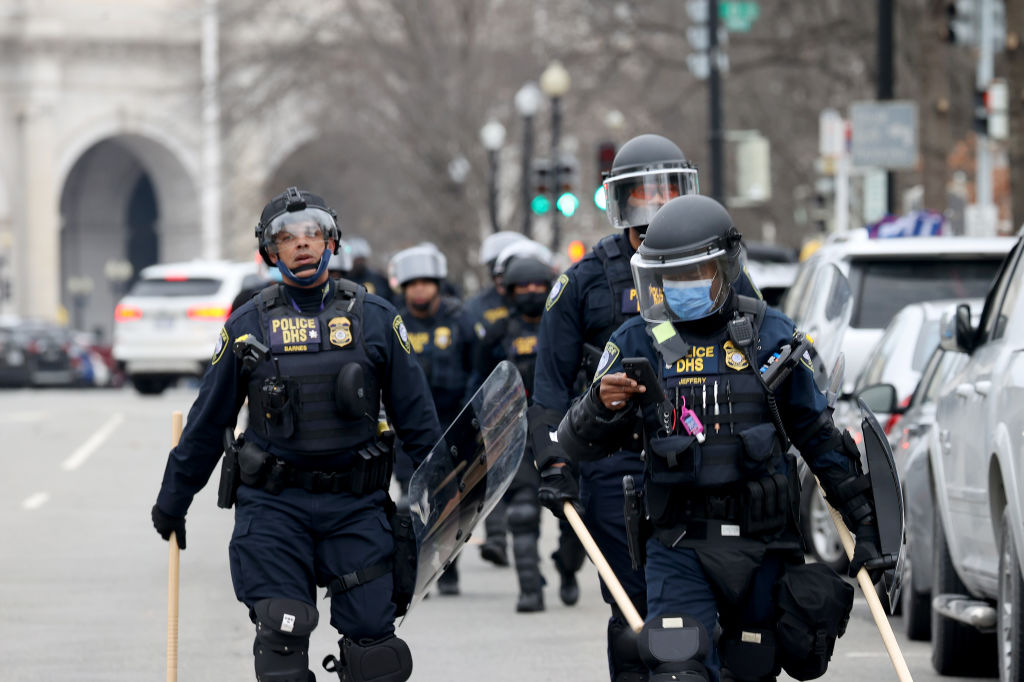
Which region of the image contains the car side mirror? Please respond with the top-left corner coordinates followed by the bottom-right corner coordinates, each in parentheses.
top-left (856, 383), bottom-right (900, 414)
top-left (939, 303), bottom-right (975, 353)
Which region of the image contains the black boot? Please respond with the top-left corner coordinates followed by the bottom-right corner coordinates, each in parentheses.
top-left (512, 531), bottom-right (544, 612)
top-left (480, 538), bottom-right (510, 567)
top-left (551, 548), bottom-right (580, 606)
top-left (437, 560), bottom-right (460, 595)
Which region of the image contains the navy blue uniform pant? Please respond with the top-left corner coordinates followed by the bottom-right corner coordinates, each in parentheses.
top-left (645, 541), bottom-right (784, 682)
top-left (229, 485), bottom-right (396, 640)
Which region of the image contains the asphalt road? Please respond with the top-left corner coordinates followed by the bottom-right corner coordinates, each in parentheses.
top-left (0, 386), bottom-right (985, 681)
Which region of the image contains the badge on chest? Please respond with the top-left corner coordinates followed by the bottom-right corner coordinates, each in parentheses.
top-left (268, 316), bottom-right (321, 353)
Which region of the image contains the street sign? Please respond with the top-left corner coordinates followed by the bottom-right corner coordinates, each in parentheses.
top-left (720, 1), bottom-right (760, 32)
top-left (849, 100), bottom-right (918, 170)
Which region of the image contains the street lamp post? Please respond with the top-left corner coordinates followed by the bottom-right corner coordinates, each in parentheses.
top-left (514, 82), bottom-right (542, 238)
top-left (104, 258), bottom-right (134, 301)
top-left (540, 61), bottom-right (571, 252)
top-left (479, 119), bottom-right (507, 234)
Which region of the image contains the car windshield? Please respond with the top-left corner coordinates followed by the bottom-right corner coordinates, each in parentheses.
top-left (849, 258), bottom-right (1002, 328)
top-left (129, 278), bottom-right (222, 297)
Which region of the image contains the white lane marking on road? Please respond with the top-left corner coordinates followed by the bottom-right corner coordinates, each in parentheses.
top-left (22, 492), bottom-right (50, 510)
top-left (61, 412), bottom-right (125, 471)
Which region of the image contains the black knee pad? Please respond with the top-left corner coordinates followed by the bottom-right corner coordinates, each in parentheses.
top-left (325, 635), bottom-right (412, 682)
top-left (638, 614), bottom-right (710, 681)
top-left (507, 501), bottom-right (540, 534)
top-left (252, 598), bottom-right (318, 682)
top-left (718, 628), bottom-right (778, 681)
top-left (608, 607), bottom-right (646, 674)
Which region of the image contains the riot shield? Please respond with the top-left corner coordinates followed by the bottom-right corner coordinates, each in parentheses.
top-left (857, 397), bottom-right (906, 612)
top-left (405, 361), bottom-right (527, 612)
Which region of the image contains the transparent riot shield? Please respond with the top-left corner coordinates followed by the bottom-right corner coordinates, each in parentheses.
top-left (405, 361), bottom-right (527, 612)
top-left (857, 398), bottom-right (906, 612)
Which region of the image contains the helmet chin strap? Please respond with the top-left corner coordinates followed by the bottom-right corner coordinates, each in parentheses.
top-left (277, 249), bottom-right (331, 286)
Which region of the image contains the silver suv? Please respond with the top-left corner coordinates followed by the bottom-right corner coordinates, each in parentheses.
top-left (929, 235), bottom-right (1024, 679)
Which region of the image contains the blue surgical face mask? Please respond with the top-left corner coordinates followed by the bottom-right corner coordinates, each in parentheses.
top-left (664, 278), bottom-right (715, 320)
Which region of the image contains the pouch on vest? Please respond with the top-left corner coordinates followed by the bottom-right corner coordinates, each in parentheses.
top-left (259, 377), bottom-right (299, 439)
top-left (648, 434), bottom-right (699, 484)
top-left (390, 511), bottom-right (417, 617)
top-left (238, 441), bottom-right (272, 487)
top-left (774, 562), bottom-right (854, 680)
top-left (741, 473), bottom-right (789, 537)
top-left (737, 422), bottom-right (782, 476)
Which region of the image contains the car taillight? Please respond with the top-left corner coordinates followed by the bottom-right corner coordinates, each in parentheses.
top-left (115, 304), bottom-right (143, 321)
top-left (187, 305), bottom-right (230, 320)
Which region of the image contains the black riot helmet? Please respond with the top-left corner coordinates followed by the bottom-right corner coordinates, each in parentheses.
top-left (502, 256), bottom-right (554, 318)
top-left (255, 187), bottom-right (340, 267)
top-left (630, 195), bottom-right (742, 322)
top-left (603, 134), bottom-right (700, 234)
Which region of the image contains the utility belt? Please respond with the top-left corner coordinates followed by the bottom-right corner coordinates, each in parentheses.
top-left (217, 430), bottom-right (394, 507)
top-left (648, 473), bottom-right (792, 545)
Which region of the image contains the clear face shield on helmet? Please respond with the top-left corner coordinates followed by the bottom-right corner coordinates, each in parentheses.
top-left (630, 248), bottom-right (738, 323)
top-left (261, 207), bottom-right (337, 260)
top-left (604, 168), bottom-right (700, 230)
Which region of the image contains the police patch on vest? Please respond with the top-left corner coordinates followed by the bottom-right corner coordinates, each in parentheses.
top-left (593, 341), bottom-right (620, 382)
top-left (211, 327), bottom-right (229, 365)
top-left (621, 288), bottom-right (641, 314)
top-left (269, 316), bottom-right (321, 353)
top-left (723, 340), bottom-right (749, 370)
top-left (393, 315), bottom-right (411, 353)
top-left (328, 316), bottom-right (353, 348)
top-left (434, 326), bottom-right (452, 350)
top-left (512, 335), bottom-right (537, 356)
top-left (546, 274), bottom-right (569, 311)
top-left (483, 306), bottom-right (508, 324)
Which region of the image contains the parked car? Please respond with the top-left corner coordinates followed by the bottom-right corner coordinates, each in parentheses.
top-left (927, 235), bottom-right (1024, 679)
top-left (0, 325), bottom-right (32, 386)
top-left (112, 260), bottom-right (261, 395)
top-left (743, 241), bottom-right (799, 307)
top-left (0, 318), bottom-right (80, 387)
top-left (781, 230), bottom-right (1014, 393)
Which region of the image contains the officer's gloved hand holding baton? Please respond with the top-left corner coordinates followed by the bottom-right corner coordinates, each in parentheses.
top-left (537, 462), bottom-right (582, 519)
top-left (152, 505), bottom-right (187, 550)
top-left (849, 519), bottom-right (888, 583)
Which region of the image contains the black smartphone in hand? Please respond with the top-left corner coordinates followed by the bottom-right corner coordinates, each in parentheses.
top-left (621, 357), bottom-right (667, 406)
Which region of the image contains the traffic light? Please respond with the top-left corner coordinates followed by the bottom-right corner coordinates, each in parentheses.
top-left (554, 154), bottom-right (579, 217)
top-left (530, 158), bottom-right (552, 215)
top-left (567, 239), bottom-right (586, 263)
top-left (972, 87), bottom-right (988, 134)
top-left (945, 0), bottom-right (976, 44)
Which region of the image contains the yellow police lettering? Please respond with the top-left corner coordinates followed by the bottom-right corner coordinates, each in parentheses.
top-left (282, 328), bottom-right (308, 344)
top-left (674, 357), bottom-right (704, 373)
top-left (283, 344), bottom-right (308, 352)
top-left (408, 331), bottom-right (429, 354)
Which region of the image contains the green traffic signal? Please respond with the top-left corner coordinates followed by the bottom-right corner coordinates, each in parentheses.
top-left (531, 194), bottom-right (551, 215)
top-left (556, 192), bottom-right (579, 217)
top-left (593, 186), bottom-right (607, 210)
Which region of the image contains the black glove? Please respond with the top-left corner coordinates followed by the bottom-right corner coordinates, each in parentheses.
top-left (152, 504), bottom-right (187, 550)
top-left (537, 463), bottom-right (582, 519)
top-left (848, 521), bottom-right (886, 583)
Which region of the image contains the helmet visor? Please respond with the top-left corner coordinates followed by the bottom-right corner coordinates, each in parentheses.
top-left (630, 250), bottom-right (733, 322)
top-left (263, 207), bottom-right (336, 257)
top-left (605, 169), bottom-right (700, 230)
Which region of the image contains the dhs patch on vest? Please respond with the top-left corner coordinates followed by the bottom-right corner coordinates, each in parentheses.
top-left (269, 316), bottom-right (321, 353)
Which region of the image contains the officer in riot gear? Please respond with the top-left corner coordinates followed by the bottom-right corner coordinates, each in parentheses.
top-left (532, 133), bottom-right (761, 682)
top-left (468, 255), bottom-right (555, 612)
top-left (558, 195), bottom-right (888, 681)
top-left (390, 243), bottom-right (474, 595)
top-left (151, 187), bottom-right (440, 682)
top-left (346, 236), bottom-right (398, 304)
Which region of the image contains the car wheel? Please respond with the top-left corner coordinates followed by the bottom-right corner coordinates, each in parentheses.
top-left (903, 549), bottom-right (931, 641)
top-left (800, 480), bottom-right (849, 572)
top-left (998, 507), bottom-right (1024, 681)
top-left (131, 376), bottom-right (171, 395)
top-left (931, 503), bottom-right (997, 675)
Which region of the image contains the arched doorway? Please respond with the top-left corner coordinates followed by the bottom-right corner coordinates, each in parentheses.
top-left (59, 134), bottom-right (196, 340)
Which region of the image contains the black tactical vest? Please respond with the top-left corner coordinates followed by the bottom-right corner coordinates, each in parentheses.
top-left (590, 233), bottom-right (641, 348)
top-left (498, 316), bottom-right (540, 400)
top-left (643, 315), bottom-right (782, 527)
top-left (244, 282), bottom-right (378, 456)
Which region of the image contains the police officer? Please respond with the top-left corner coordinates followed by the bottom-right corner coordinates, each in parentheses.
top-left (150, 187), bottom-right (440, 682)
top-left (532, 133), bottom-right (727, 682)
top-left (390, 243), bottom-right (473, 595)
top-left (468, 255), bottom-right (555, 612)
top-left (327, 238), bottom-right (354, 279)
top-left (558, 195), bottom-right (886, 681)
